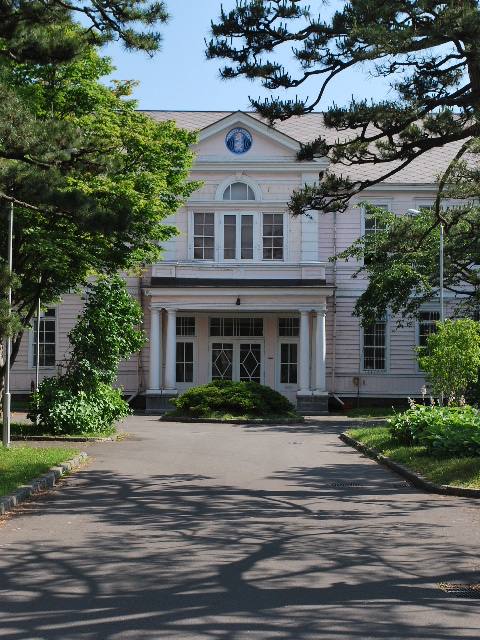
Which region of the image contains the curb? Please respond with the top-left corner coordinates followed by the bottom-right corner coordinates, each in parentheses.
top-left (160, 416), bottom-right (305, 424)
top-left (0, 452), bottom-right (88, 516)
top-left (339, 432), bottom-right (480, 499)
top-left (11, 435), bottom-right (118, 442)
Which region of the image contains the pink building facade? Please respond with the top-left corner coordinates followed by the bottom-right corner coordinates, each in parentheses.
top-left (10, 111), bottom-right (449, 413)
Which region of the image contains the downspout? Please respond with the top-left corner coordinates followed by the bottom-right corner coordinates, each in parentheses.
top-left (331, 210), bottom-right (344, 407)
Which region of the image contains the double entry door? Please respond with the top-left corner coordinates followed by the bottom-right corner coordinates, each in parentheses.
top-left (211, 340), bottom-right (263, 383)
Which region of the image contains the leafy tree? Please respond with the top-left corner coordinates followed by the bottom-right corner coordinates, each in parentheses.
top-left (0, 45), bottom-right (200, 393)
top-left (29, 275), bottom-right (147, 434)
top-left (416, 319), bottom-right (480, 405)
top-left (207, 0), bottom-right (480, 319)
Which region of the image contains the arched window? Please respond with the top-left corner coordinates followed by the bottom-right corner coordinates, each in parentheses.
top-left (222, 182), bottom-right (256, 201)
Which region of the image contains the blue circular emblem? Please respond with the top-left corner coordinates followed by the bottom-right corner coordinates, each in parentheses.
top-left (225, 128), bottom-right (253, 154)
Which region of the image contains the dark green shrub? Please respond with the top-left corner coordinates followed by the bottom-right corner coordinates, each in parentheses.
top-left (387, 405), bottom-right (480, 457)
top-left (169, 380), bottom-right (296, 419)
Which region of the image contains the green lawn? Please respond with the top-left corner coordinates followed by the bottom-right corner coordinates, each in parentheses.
top-left (346, 426), bottom-right (480, 489)
top-left (343, 406), bottom-right (400, 419)
top-left (0, 446), bottom-right (80, 497)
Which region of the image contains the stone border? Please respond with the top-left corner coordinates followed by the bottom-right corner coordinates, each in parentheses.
top-left (0, 452), bottom-right (88, 516)
top-left (340, 432), bottom-right (480, 499)
top-left (11, 435), bottom-right (118, 442)
top-left (160, 416), bottom-right (305, 424)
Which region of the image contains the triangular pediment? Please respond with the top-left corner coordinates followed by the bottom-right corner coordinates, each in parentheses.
top-left (193, 110), bottom-right (307, 163)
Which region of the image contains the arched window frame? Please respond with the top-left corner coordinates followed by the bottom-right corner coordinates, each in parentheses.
top-left (215, 175), bottom-right (262, 202)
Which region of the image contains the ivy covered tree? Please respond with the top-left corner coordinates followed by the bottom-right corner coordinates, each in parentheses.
top-left (0, 42), bottom-right (200, 393)
top-left (207, 0), bottom-right (480, 320)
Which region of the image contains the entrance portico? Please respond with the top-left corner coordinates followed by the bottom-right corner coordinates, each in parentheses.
top-left (144, 264), bottom-right (333, 414)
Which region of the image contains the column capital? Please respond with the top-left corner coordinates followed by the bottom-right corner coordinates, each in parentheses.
top-left (315, 304), bottom-right (328, 316)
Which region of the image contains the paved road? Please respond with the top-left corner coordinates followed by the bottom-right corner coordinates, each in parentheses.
top-left (1, 416), bottom-right (480, 640)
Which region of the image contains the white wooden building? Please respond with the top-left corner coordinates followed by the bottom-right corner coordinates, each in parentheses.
top-left (10, 111), bottom-right (455, 413)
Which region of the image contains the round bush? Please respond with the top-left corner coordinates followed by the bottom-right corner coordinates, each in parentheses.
top-left (169, 380), bottom-right (296, 419)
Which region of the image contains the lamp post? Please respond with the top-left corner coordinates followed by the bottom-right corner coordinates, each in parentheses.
top-left (2, 201), bottom-right (13, 447)
top-left (408, 209), bottom-right (444, 321)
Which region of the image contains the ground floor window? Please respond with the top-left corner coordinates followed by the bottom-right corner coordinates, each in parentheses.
top-left (176, 342), bottom-right (194, 383)
top-left (31, 308), bottom-right (56, 368)
top-left (280, 343), bottom-right (298, 384)
top-left (362, 321), bottom-right (387, 371)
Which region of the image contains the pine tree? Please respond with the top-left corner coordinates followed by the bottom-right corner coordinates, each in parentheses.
top-left (207, 0), bottom-right (480, 320)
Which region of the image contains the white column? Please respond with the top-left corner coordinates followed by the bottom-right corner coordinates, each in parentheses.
top-left (164, 308), bottom-right (177, 390)
top-left (314, 306), bottom-right (327, 392)
top-left (298, 310), bottom-right (310, 393)
top-left (149, 308), bottom-right (162, 390)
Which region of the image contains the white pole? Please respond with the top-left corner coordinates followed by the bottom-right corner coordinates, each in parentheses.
top-left (2, 201), bottom-right (13, 447)
top-left (440, 223), bottom-right (444, 323)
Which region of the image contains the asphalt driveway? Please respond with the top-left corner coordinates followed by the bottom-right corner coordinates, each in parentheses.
top-left (1, 415), bottom-right (479, 639)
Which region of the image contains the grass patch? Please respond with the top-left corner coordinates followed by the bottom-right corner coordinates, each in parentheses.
top-left (347, 426), bottom-right (480, 489)
top-left (0, 446), bottom-right (80, 497)
top-left (343, 407), bottom-right (400, 419)
top-left (10, 421), bottom-right (117, 439)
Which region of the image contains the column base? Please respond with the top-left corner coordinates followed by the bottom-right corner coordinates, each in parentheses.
top-left (145, 390), bottom-right (178, 415)
top-left (296, 391), bottom-right (329, 415)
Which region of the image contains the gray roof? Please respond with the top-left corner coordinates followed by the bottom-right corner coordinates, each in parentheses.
top-left (143, 110), bottom-right (464, 186)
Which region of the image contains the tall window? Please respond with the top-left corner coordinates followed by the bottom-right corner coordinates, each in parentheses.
top-left (263, 213), bottom-right (284, 260)
top-left (363, 321), bottom-right (387, 371)
top-left (278, 318), bottom-right (299, 385)
top-left (32, 308), bottom-right (56, 367)
top-left (193, 212), bottom-right (214, 260)
top-left (418, 311), bottom-right (440, 348)
top-left (363, 204), bottom-right (389, 259)
top-left (223, 214), bottom-right (254, 260)
top-left (176, 317), bottom-right (195, 383)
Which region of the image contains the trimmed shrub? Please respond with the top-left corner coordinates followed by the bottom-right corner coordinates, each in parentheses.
top-left (387, 405), bottom-right (480, 457)
top-left (169, 380), bottom-right (296, 419)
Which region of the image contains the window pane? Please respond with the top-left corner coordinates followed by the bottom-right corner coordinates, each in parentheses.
top-left (280, 343), bottom-right (297, 383)
top-left (194, 212), bottom-right (214, 260)
top-left (279, 318), bottom-right (300, 337)
top-left (176, 317), bottom-right (196, 336)
top-left (176, 342), bottom-right (194, 383)
top-left (224, 214), bottom-right (236, 259)
top-left (212, 343), bottom-right (233, 379)
top-left (263, 213), bottom-right (283, 260)
top-left (241, 215), bottom-right (253, 259)
top-left (239, 343), bottom-right (261, 382)
top-left (230, 182), bottom-right (249, 200)
top-left (363, 322), bottom-right (386, 371)
top-left (419, 311), bottom-right (440, 347)
top-left (33, 310), bottom-right (56, 367)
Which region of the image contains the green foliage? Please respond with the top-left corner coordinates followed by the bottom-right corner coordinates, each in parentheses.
top-left (415, 319), bottom-right (480, 405)
top-left (169, 380), bottom-right (297, 419)
top-left (347, 426), bottom-right (480, 488)
top-left (0, 43), bottom-right (199, 390)
top-left (208, 1), bottom-right (480, 320)
top-left (387, 405), bottom-right (480, 457)
top-left (30, 376), bottom-right (130, 436)
top-left (29, 276), bottom-right (144, 434)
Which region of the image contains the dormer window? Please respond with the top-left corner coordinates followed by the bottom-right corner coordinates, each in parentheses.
top-left (223, 182), bottom-right (256, 201)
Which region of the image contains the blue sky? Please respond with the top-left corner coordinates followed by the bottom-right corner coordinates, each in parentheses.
top-left (104, 0), bottom-right (393, 112)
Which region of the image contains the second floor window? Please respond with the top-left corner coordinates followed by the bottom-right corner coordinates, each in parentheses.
top-left (193, 212), bottom-right (215, 260)
top-left (192, 212), bottom-right (285, 262)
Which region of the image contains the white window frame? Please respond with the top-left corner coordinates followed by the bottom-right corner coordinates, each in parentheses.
top-left (415, 308), bottom-right (440, 373)
top-left (189, 210), bottom-right (287, 263)
top-left (361, 202), bottom-right (391, 265)
top-left (30, 307), bottom-right (57, 369)
top-left (361, 317), bottom-right (390, 373)
top-left (215, 175), bottom-right (262, 202)
top-left (175, 316), bottom-right (197, 389)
